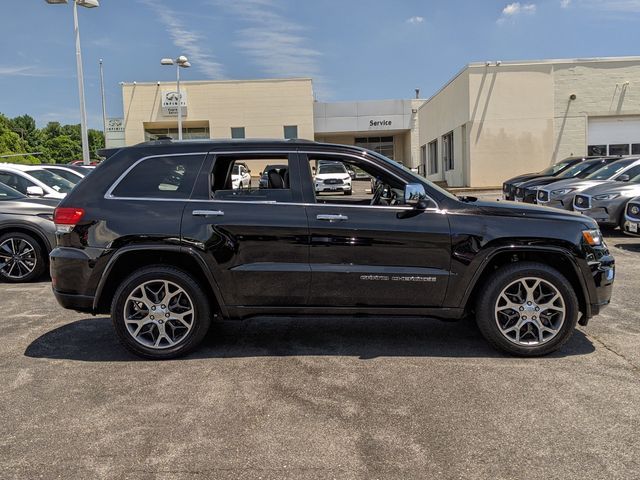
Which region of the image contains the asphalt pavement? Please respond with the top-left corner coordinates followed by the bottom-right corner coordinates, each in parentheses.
top-left (0, 230), bottom-right (639, 479)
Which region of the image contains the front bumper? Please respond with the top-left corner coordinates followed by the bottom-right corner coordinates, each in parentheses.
top-left (623, 219), bottom-right (640, 236)
top-left (574, 206), bottom-right (619, 226)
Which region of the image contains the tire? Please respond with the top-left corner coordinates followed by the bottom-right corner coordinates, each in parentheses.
top-left (475, 261), bottom-right (579, 357)
top-left (0, 232), bottom-right (46, 283)
top-left (344, 189), bottom-right (352, 196)
top-left (111, 266), bottom-right (212, 359)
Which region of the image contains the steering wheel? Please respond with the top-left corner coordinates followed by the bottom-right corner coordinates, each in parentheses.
top-left (370, 181), bottom-right (385, 206)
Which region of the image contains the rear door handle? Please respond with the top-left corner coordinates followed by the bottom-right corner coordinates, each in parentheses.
top-left (192, 210), bottom-right (224, 217)
top-left (316, 214), bottom-right (348, 222)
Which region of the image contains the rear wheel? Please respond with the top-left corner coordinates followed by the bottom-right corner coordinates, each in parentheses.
top-left (0, 232), bottom-right (46, 283)
top-left (475, 262), bottom-right (578, 356)
top-left (111, 266), bottom-right (211, 359)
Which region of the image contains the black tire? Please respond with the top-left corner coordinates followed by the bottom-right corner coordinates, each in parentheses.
top-left (111, 266), bottom-right (212, 360)
top-left (475, 261), bottom-right (579, 357)
top-left (0, 232), bottom-right (46, 283)
top-left (344, 189), bottom-right (352, 196)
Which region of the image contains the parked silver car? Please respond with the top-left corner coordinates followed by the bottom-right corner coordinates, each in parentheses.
top-left (623, 197), bottom-right (640, 236)
top-left (573, 172), bottom-right (640, 228)
top-left (0, 182), bottom-right (58, 282)
top-left (537, 156), bottom-right (640, 209)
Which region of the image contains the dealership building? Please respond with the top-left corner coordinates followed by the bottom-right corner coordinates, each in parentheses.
top-left (108, 56), bottom-right (640, 187)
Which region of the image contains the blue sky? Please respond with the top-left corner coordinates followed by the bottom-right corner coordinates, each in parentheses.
top-left (1, 0), bottom-right (640, 129)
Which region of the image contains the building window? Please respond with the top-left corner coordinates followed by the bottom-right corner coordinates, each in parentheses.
top-left (354, 136), bottom-right (395, 160)
top-left (284, 125), bottom-right (298, 139)
top-left (144, 126), bottom-right (209, 141)
top-left (428, 140), bottom-right (438, 175)
top-left (609, 144), bottom-right (630, 156)
top-left (420, 145), bottom-right (427, 176)
top-left (588, 145), bottom-right (607, 156)
top-left (231, 127), bottom-right (245, 139)
top-left (633, 144), bottom-right (640, 155)
top-left (442, 131), bottom-right (454, 171)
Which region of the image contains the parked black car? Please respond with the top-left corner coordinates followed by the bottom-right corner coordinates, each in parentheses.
top-left (50, 139), bottom-right (615, 359)
top-left (0, 182), bottom-right (57, 282)
top-left (502, 156), bottom-right (596, 201)
top-left (513, 157), bottom-right (619, 203)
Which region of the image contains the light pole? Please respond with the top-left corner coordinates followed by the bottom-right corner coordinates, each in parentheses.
top-left (45, 0), bottom-right (99, 165)
top-left (161, 56), bottom-right (191, 141)
top-left (99, 59), bottom-right (107, 138)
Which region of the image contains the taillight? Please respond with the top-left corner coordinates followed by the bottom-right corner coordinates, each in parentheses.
top-left (54, 207), bottom-right (85, 233)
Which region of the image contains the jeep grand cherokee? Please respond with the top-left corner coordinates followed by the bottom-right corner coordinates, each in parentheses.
top-left (50, 140), bottom-right (615, 359)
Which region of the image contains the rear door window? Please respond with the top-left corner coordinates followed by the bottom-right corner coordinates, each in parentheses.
top-left (110, 154), bottom-right (204, 199)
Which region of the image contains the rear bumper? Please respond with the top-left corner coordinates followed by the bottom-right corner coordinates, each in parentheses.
top-left (52, 288), bottom-right (95, 314)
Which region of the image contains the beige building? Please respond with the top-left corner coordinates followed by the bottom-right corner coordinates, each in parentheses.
top-left (117, 78), bottom-right (315, 145)
top-left (418, 56), bottom-right (640, 187)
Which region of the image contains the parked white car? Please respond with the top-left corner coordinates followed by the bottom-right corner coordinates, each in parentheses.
top-left (231, 163), bottom-right (251, 189)
top-left (0, 163), bottom-right (76, 199)
top-left (314, 162), bottom-right (352, 195)
top-left (40, 165), bottom-right (87, 184)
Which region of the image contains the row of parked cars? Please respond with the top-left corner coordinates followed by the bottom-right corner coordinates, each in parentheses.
top-left (0, 163), bottom-right (94, 282)
top-left (502, 155), bottom-right (640, 236)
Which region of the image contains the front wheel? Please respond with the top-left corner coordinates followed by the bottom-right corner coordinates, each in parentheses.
top-left (111, 266), bottom-right (211, 359)
top-left (475, 262), bottom-right (579, 356)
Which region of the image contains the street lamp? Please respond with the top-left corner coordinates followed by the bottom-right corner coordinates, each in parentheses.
top-left (161, 56), bottom-right (191, 141)
top-left (45, 0), bottom-right (99, 165)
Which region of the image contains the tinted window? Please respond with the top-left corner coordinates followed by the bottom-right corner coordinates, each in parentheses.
top-left (112, 155), bottom-right (204, 199)
top-left (0, 172), bottom-right (35, 195)
top-left (0, 182), bottom-right (25, 200)
top-left (29, 169), bottom-right (75, 193)
top-left (211, 156), bottom-right (292, 202)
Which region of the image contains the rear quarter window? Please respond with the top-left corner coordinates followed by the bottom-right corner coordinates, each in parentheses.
top-left (110, 154), bottom-right (204, 199)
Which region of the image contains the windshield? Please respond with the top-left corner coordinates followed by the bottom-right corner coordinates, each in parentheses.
top-left (585, 159), bottom-right (636, 180)
top-left (0, 182), bottom-right (25, 200)
top-left (557, 161), bottom-right (595, 178)
top-left (28, 169), bottom-right (75, 194)
top-left (539, 161), bottom-right (574, 176)
top-left (318, 164), bottom-right (347, 174)
top-left (45, 168), bottom-right (82, 184)
top-left (367, 150), bottom-right (459, 201)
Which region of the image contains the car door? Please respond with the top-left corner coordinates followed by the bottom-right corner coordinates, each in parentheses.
top-left (182, 150), bottom-right (310, 308)
top-left (301, 152), bottom-right (452, 308)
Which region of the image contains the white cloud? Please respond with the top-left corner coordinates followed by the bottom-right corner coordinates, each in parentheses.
top-left (406, 16), bottom-right (425, 24)
top-left (560, 0), bottom-right (571, 7)
top-left (0, 66), bottom-right (56, 77)
top-left (139, 0), bottom-right (224, 79)
top-left (208, 0), bottom-right (328, 96)
top-left (497, 2), bottom-right (537, 23)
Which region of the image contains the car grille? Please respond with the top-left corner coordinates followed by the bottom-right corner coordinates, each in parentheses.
top-left (574, 194), bottom-right (591, 209)
top-left (538, 190), bottom-right (550, 203)
top-left (324, 179), bottom-right (343, 185)
top-left (627, 201), bottom-right (640, 220)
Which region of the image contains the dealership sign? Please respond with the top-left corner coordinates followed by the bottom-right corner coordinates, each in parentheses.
top-left (161, 90), bottom-right (188, 116)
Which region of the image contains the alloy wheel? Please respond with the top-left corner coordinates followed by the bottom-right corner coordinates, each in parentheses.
top-left (124, 279), bottom-right (195, 349)
top-left (0, 237), bottom-right (37, 280)
top-left (494, 276), bottom-right (566, 346)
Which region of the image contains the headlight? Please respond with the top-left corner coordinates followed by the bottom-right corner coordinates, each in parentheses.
top-left (593, 193), bottom-right (620, 201)
top-left (551, 188), bottom-right (575, 196)
top-left (631, 205), bottom-right (640, 215)
top-left (582, 229), bottom-right (603, 246)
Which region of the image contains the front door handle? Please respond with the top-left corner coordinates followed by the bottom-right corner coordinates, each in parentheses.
top-left (192, 210), bottom-right (224, 217)
top-left (316, 214), bottom-right (348, 222)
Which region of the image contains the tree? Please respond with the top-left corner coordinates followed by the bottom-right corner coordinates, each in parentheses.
top-left (44, 135), bottom-right (82, 163)
top-left (0, 114), bottom-right (39, 164)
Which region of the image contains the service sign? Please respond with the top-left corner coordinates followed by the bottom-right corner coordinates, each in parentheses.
top-left (161, 90), bottom-right (188, 116)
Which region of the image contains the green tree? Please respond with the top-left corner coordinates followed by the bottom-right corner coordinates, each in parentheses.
top-left (43, 135), bottom-right (82, 163)
top-left (0, 114), bottom-right (39, 164)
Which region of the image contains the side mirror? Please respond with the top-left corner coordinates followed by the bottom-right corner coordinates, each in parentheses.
top-left (617, 174), bottom-right (630, 182)
top-left (26, 186), bottom-right (45, 197)
top-left (404, 183), bottom-right (429, 208)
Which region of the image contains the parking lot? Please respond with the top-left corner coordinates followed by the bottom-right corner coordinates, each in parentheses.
top-left (0, 231), bottom-right (638, 479)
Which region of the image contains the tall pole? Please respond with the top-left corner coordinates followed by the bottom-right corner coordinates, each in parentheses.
top-left (99, 58), bottom-right (107, 138)
top-left (176, 63), bottom-right (183, 141)
top-left (73, 1), bottom-right (90, 165)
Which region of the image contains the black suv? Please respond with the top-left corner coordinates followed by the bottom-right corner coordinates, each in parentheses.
top-left (50, 140), bottom-right (615, 359)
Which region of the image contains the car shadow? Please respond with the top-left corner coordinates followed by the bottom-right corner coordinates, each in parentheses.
top-left (24, 316), bottom-right (595, 362)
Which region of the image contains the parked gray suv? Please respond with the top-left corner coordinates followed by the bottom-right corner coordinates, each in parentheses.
top-left (0, 182), bottom-right (57, 282)
top-left (537, 157), bottom-right (640, 209)
top-left (573, 172), bottom-right (640, 229)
